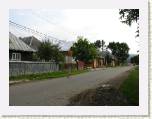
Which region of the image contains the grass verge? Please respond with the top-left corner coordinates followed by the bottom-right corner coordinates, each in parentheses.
top-left (10, 70), bottom-right (88, 81)
top-left (119, 66), bottom-right (139, 105)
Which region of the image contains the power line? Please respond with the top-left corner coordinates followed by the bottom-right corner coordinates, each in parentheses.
top-left (9, 20), bottom-right (66, 44)
top-left (30, 11), bottom-right (57, 25)
top-left (30, 11), bottom-right (74, 39)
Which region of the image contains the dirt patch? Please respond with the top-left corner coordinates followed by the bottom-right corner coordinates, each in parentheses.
top-left (102, 70), bottom-right (130, 89)
top-left (68, 70), bottom-right (131, 106)
top-left (68, 86), bottom-right (130, 106)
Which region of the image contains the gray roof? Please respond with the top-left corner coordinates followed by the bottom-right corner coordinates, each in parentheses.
top-left (9, 32), bottom-right (36, 52)
top-left (19, 36), bottom-right (41, 51)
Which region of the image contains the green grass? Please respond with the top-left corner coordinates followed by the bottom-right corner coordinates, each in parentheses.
top-left (10, 70), bottom-right (88, 81)
top-left (120, 66), bottom-right (139, 105)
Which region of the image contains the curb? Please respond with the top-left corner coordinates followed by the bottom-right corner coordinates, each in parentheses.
top-left (9, 80), bottom-right (30, 85)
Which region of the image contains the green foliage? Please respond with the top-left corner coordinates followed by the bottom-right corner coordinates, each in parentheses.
top-left (94, 40), bottom-right (101, 48)
top-left (131, 55), bottom-right (139, 65)
top-left (37, 40), bottom-right (64, 62)
top-left (119, 9), bottom-right (139, 37)
top-left (71, 36), bottom-right (97, 63)
top-left (10, 70), bottom-right (88, 81)
top-left (108, 42), bottom-right (129, 64)
top-left (120, 67), bottom-right (139, 105)
top-left (94, 40), bottom-right (106, 51)
top-left (119, 9), bottom-right (139, 26)
top-left (32, 53), bottom-right (39, 61)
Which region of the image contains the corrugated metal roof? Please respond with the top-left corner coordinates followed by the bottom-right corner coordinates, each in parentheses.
top-left (20, 36), bottom-right (41, 51)
top-left (9, 32), bottom-right (36, 52)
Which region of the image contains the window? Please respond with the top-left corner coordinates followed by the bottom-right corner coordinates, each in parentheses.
top-left (11, 53), bottom-right (21, 61)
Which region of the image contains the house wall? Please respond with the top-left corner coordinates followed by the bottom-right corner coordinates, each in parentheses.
top-left (111, 60), bottom-right (115, 67)
top-left (93, 59), bottom-right (97, 68)
top-left (9, 50), bottom-right (33, 61)
top-left (100, 59), bottom-right (104, 67)
top-left (92, 59), bottom-right (104, 68)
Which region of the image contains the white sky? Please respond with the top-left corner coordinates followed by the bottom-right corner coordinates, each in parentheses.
top-left (9, 9), bottom-right (139, 54)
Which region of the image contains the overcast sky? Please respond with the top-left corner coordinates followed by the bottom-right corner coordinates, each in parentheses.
top-left (9, 9), bottom-right (139, 54)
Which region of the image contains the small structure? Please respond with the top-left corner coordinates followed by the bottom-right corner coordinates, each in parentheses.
top-left (9, 32), bottom-right (36, 61)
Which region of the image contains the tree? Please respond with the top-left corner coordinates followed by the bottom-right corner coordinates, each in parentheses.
top-left (94, 39), bottom-right (106, 52)
top-left (94, 40), bottom-right (101, 49)
top-left (71, 36), bottom-right (97, 63)
top-left (37, 40), bottom-right (64, 62)
top-left (131, 55), bottom-right (139, 65)
top-left (107, 42), bottom-right (129, 64)
top-left (119, 9), bottom-right (139, 37)
top-left (119, 9), bottom-right (139, 26)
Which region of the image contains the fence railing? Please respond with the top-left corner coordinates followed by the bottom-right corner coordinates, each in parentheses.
top-left (9, 61), bottom-right (59, 77)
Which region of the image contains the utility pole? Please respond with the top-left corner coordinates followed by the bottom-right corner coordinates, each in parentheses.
top-left (67, 50), bottom-right (72, 78)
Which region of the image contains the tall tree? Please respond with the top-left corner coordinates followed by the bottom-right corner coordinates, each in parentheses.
top-left (108, 42), bottom-right (129, 64)
top-left (119, 9), bottom-right (139, 37)
top-left (71, 36), bottom-right (97, 63)
top-left (94, 40), bottom-right (101, 49)
top-left (37, 40), bottom-right (64, 62)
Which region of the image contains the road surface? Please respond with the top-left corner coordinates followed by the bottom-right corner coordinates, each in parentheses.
top-left (9, 66), bottom-right (133, 106)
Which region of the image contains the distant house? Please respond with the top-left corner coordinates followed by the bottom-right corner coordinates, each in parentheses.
top-left (92, 50), bottom-right (117, 68)
top-left (9, 32), bottom-right (36, 61)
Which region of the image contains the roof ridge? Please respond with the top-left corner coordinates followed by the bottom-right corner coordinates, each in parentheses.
top-left (9, 32), bottom-right (36, 52)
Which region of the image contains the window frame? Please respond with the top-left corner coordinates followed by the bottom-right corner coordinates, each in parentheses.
top-left (11, 53), bottom-right (21, 61)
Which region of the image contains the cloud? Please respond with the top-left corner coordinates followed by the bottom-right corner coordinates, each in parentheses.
top-left (9, 9), bottom-right (139, 54)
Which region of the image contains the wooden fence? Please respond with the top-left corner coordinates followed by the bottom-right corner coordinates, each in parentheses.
top-left (9, 61), bottom-right (59, 77)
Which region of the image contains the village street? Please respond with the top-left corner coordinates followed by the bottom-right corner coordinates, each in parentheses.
top-left (9, 66), bottom-right (133, 106)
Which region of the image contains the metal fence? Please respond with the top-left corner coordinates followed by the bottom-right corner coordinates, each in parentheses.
top-left (9, 61), bottom-right (59, 77)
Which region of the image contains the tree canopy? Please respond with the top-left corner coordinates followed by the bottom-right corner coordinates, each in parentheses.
top-left (94, 40), bottom-right (101, 49)
top-left (71, 36), bottom-right (97, 63)
top-left (119, 9), bottom-right (139, 26)
top-left (37, 40), bottom-right (64, 62)
top-left (119, 9), bottom-right (139, 37)
top-left (131, 55), bottom-right (139, 65)
top-left (107, 42), bottom-right (129, 64)
top-left (94, 40), bottom-right (106, 52)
